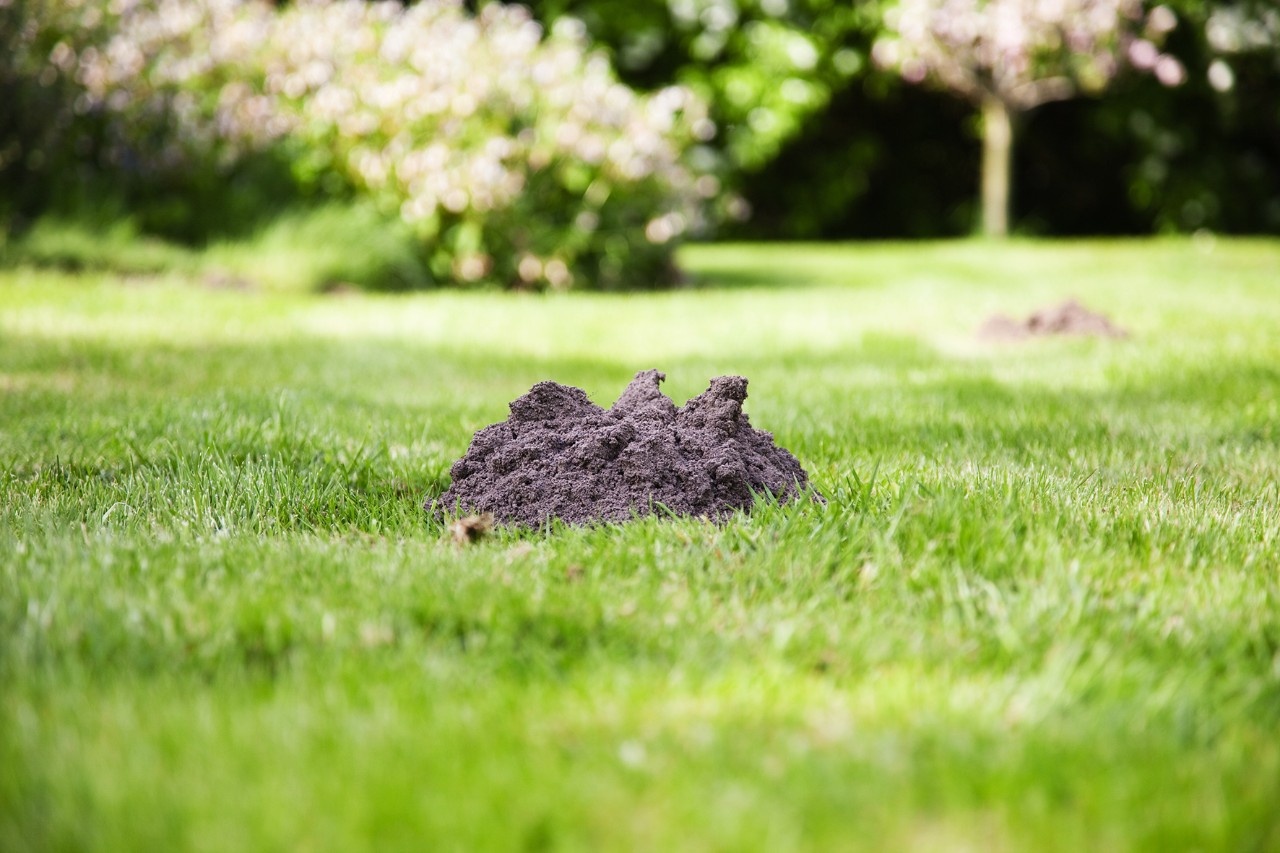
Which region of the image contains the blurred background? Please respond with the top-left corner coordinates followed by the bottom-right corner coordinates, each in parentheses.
top-left (2, 0), bottom-right (1277, 291)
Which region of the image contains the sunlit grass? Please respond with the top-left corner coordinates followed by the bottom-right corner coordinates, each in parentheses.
top-left (2, 239), bottom-right (1280, 851)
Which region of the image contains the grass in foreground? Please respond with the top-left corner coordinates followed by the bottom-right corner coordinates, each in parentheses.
top-left (2, 239), bottom-right (1280, 851)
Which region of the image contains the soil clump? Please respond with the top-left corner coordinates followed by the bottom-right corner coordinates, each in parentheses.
top-left (979, 298), bottom-right (1128, 341)
top-left (432, 370), bottom-right (817, 527)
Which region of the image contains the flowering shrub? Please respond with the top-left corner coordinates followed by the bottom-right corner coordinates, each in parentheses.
top-left (4, 0), bottom-right (718, 289)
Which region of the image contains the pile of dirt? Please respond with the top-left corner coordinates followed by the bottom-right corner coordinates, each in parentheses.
top-left (979, 299), bottom-right (1128, 341)
top-left (431, 369), bottom-right (818, 527)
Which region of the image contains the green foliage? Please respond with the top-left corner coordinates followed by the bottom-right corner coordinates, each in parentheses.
top-left (4, 241), bottom-right (1280, 847)
top-left (528, 0), bottom-right (878, 172)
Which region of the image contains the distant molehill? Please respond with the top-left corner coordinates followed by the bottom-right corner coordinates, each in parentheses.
top-left (980, 299), bottom-right (1128, 341)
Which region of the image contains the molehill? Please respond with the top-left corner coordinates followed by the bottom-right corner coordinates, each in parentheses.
top-left (979, 298), bottom-right (1128, 341)
top-left (431, 369), bottom-right (817, 527)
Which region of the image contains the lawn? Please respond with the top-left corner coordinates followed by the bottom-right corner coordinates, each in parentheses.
top-left (2, 239), bottom-right (1279, 851)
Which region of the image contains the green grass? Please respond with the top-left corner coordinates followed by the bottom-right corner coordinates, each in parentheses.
top-left (3, 238), bottom-right (1280, 851)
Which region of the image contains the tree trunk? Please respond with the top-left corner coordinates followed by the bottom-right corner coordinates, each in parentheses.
top-left (981, 95), bottom-right (1014, 239)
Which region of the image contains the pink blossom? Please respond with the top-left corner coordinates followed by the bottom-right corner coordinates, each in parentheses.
top-left (1153, 54), bottom-right (1186, 87)
top-left (1128, 39), bottom-right (1159, 70)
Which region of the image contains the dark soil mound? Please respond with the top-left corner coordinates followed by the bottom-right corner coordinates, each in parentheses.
top-left (431, 369), bottom-right (817, 527)
top-left (979, 298), bottom-right (1128, 341)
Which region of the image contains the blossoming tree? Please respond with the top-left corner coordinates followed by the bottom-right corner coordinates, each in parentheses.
top-left (874, 0), bottom-right (1184, 237)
